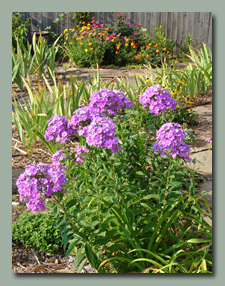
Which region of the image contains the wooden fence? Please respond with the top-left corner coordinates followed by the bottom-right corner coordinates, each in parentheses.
top-left (18, 12), bottom-right (212, 50)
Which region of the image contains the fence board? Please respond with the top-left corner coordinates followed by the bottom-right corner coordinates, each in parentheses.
top-left (176, 12), bottom-right (183, 49)
top-left (16, 12), bottom-right (212, 50)
top-left (208, 13), bottom-right (212, 50)
top-left (166, 12), bottom-right (172, 39)
top-left (182, 12), bottom-right (188, 44)
top-left (151, 12), bottom-right (157, 38)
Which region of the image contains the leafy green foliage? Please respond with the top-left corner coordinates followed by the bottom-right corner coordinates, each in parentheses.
top-left (12, 12), bottom-right (31, 52)
top-left (12, 212), bottom-right (62, 254)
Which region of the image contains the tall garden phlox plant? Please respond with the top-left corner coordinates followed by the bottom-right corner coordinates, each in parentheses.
top-left (16, 85), bottom-right (212, 273)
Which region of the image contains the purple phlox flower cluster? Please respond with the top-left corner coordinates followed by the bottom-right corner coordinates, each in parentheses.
top-left (68, 105), bottom-right (123, 155)
top-left (139, 85), bottom-right (176, 114)
top-left (44, 116), bottom-right (75, 143)
top-left (16, 162), bottom-right (67, 213)
top-left (52, 150), bottom-right (67, 163)
top-left (205, 137), bottom-right (212, 144)
top-left (89, 88), bottom-right (133, 116)
top-left (74, 145), bottom-right (89, 164)
top-left (83, 115), bottom-right (123, 155)
top-left (51, 150), bottom-right (68, 170)
top-left (68, 106), bottom-right (100, 137)
top-left (152, 123), bottom-right (192, 161)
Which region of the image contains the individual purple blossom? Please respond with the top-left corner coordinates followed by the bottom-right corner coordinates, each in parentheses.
top-left (74, 145), bottom-right (89, 164)
top-left (139, 85), bottom-right (177, 114)
top-left (16, 163), bottom-right (67, 213)
top-left (152, 123), bottom-right (192, 161)
top-left (44, 116), bottom-right (74, 143)
top-left (88, 88), bottom-right (133, 116)
top-left (205, 137), bottom-right (212, 144)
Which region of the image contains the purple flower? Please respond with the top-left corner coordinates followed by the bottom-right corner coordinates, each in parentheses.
top-left (152, 123), bottom-right (192, 161)
top-left (139, 85), bottom-right (176, 114)
top-left (83, 115), bottom-right (122, 155)
top-left (16, 163), bottom-right (67, 213)
top-left (89, 88), bottom-right (133, 116)
top-left (44, 116), bottom-right (74, 143)
top-left (74, 145), bottom-right (89, 164)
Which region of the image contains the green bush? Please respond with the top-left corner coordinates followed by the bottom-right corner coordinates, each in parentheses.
top-left (12, 212), bottom-right (62, 254)
top-left (61, 13), bottom-right (171, 68)
top-left (12, 13), bottom-right (31, 52)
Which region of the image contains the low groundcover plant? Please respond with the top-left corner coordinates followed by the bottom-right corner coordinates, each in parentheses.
top-left (15, 85), bottom-right (212, 273)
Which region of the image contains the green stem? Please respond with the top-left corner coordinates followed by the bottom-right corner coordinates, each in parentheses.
top-left (52, 194), bottom-right (87, 243)
top-left (110, 158), bottom-right (121, 210)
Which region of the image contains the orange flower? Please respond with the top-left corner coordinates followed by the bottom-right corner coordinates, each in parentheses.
top-left (156, 54), bottom-right (158, 56)
top-left (167, 51), bottom-right (170, 53)
top-left (116, 51), bottom-right (118, 54)
top-left (159, 43), bottom-right (161, 45)
top-left (142, 53), bottom-right (145, 57)
top-left (154, 44), bottom-right (158, 47)
top-left (131, 42), bottom-right (135, 46)
top-left (79, 42), bottom-right (83, 45)
top-left (125, 38), bottom-right (129, 42)
top-left (146, 54), bottom-right (150, 58)
top-left (105, 28), bottom-right (109, 30)
top-left (90, 47), bottom-right (93, 50)
top-left (163, 48), bottom-right (167, 51)
top-left (88, 42), bottom-right (92, 45)
top-left (135, 55), bottom-right (139, 59)
top-left (156, 50), bottom-right (159, 53)
top-left (116, 44), bottom-right (121, 50)
top-left (125, 43), bottom-right (128, 46)
top-left (149, 43), bottom-right (152, 46)
top-left (160, 54), bottom-right (163, 57)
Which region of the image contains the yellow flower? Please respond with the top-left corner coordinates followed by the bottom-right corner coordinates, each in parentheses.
top-left (69, 42), bottom-right (72, 45)
top-left (131, 42), bottom-right (135, 46)
top-left (189, 109), bottom-right (192, 112)
top-left (64, 42), bottom-right (66, 45)
top-left (75, 37), bottom-right (79, 40)
top-left (125, 38), bottom-right (129, 42)
top-left (90, 47), bottom-right (93, 50)
top-left (125, 43), bottom-right (128, 46)
top-left (186, 100), bottom-right (194, 104)
top-left (111, 39), bottom-right (114, 42)
top-left (82, 21), bottom-right (85, 24)
top-left (156, 50), bottom-right (159, 53)
top-left (105, 28), bottom-right (109, 31)
top-left (84, 49), bottom-right (88, 52)
top-left (88, 42), bottom-right (92, 45)
top-left (163, 48), bottom-right (167, 51)
top-left (80, 42), bottom-right (83, 45)
top-left (63, 29), bottom-right (68, 34)
top-left (70, 28), bottom-right (75, 32)
top-left (146, 54), bottom-right (150, 58)
top-left (177, 105), bottom-right (180, 108)
top-left (77, 25), bottom-right (80, 28)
